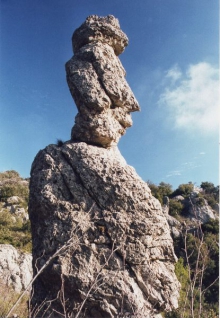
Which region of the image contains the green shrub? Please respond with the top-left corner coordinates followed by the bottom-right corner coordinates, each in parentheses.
top-left (202, 219), bottom-right (219, 235)
top-left (148, 181), bottom-right (173, 204)
top-left (172, 183), bottom-right (194, 197)
top-left (169, 199), bottom-right (184, 216)
top-left (200, 182), bottom-right (219, 206)
top-left (0, 170), bottom-right (20, 180)
top-left (0, 210), bottom-right (13, 227)
top-left (56, 139), bottom-right (64, 147)
top-left (196, 196), bottom-right (205, 206)
top-left (200, 182), bottom-right (215, 193)
top-left (0, 205), bottom-right (32, 251)
top-left (0, 184), bottom-right (29, 201)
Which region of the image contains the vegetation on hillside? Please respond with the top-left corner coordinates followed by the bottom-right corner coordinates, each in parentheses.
top-left (0, 170), bottom-right (31, 252)
top-left (168, 219), bottom-right (219, 318)
top-left (148, 181), bottom-right (219, 218)
top-left (147, 181), bottom-right (219, 318)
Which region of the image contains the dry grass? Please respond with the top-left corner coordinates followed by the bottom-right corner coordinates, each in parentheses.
top-left (0, 280), bottom-right (29, 318)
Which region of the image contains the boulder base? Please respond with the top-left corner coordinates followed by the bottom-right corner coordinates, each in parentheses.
top-left (29, 141), bottom-right (180, 317)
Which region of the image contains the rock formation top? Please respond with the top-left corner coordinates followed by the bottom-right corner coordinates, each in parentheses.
top-left (66, 15), bottom-right (140, 147)
top-left (72, 15), bottom-right (128, 55)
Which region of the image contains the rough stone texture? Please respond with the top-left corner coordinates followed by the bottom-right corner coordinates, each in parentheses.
top-left (29, 15), bottom-right (180, 318)
top-left (0, 244), bottom-right (32, 293)
top-left (172, 195), bottom-right (185, 202)
top-left (6, 196), bottom-right (22, 205)
top-left (66, 15), bottom-right (140, 148)
top-left (29, 142), bottom-right (180, 317)
top-left (187, 194), bottom-right (217, 223)
top-left (71, 15), bottom-right (128, 56)
top-left (171, 192), bottom-right (218, 224)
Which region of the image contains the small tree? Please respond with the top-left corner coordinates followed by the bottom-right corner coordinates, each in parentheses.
top-left (200, 182), bottom-right (215, 193)
top-left (173, 183), bottom-right (194, 197)
top-left (147, 181), bottom-right (172, 204)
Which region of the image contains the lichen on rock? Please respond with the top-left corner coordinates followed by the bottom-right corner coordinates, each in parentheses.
top-left (29, 15), bottom-right (180, 317)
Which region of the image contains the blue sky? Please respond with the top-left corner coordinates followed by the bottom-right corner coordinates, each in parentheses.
top-left (0, 0), bottom-right (218, 190)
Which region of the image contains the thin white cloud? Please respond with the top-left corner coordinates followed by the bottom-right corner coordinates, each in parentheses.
top-left (199, 152), bottom-right (206, 155)
top-left (165, 64), bottom-right (182, 83)
top-left (166, 159), bottom-right (203, 179)
top-left (159, 62), bottom-right (219, 134)
top-left (166, 170), bottom-right (181, 177)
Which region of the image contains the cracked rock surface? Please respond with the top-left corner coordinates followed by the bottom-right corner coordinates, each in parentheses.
top-left (29, 15), bottom-right (180, 317)
top-left (29, 142), bottom-right (179, 317)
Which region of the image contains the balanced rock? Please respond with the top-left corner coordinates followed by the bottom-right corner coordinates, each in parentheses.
top-left (66, 15), bottom-right (140, 148)
top-left (29, 15), bottom-right (180, 317)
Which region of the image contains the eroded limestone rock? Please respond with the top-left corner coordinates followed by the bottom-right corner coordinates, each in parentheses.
top-left (0, 244), bottom-right (32, 293)
top-left (29, 15), bottom-right (180, 317)
top-left (188, 196), bottom-right (217, 223)
top-left (29, 143), bottom-right (180, 317)
top-left (66, 15), bottom-right (140, 147)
